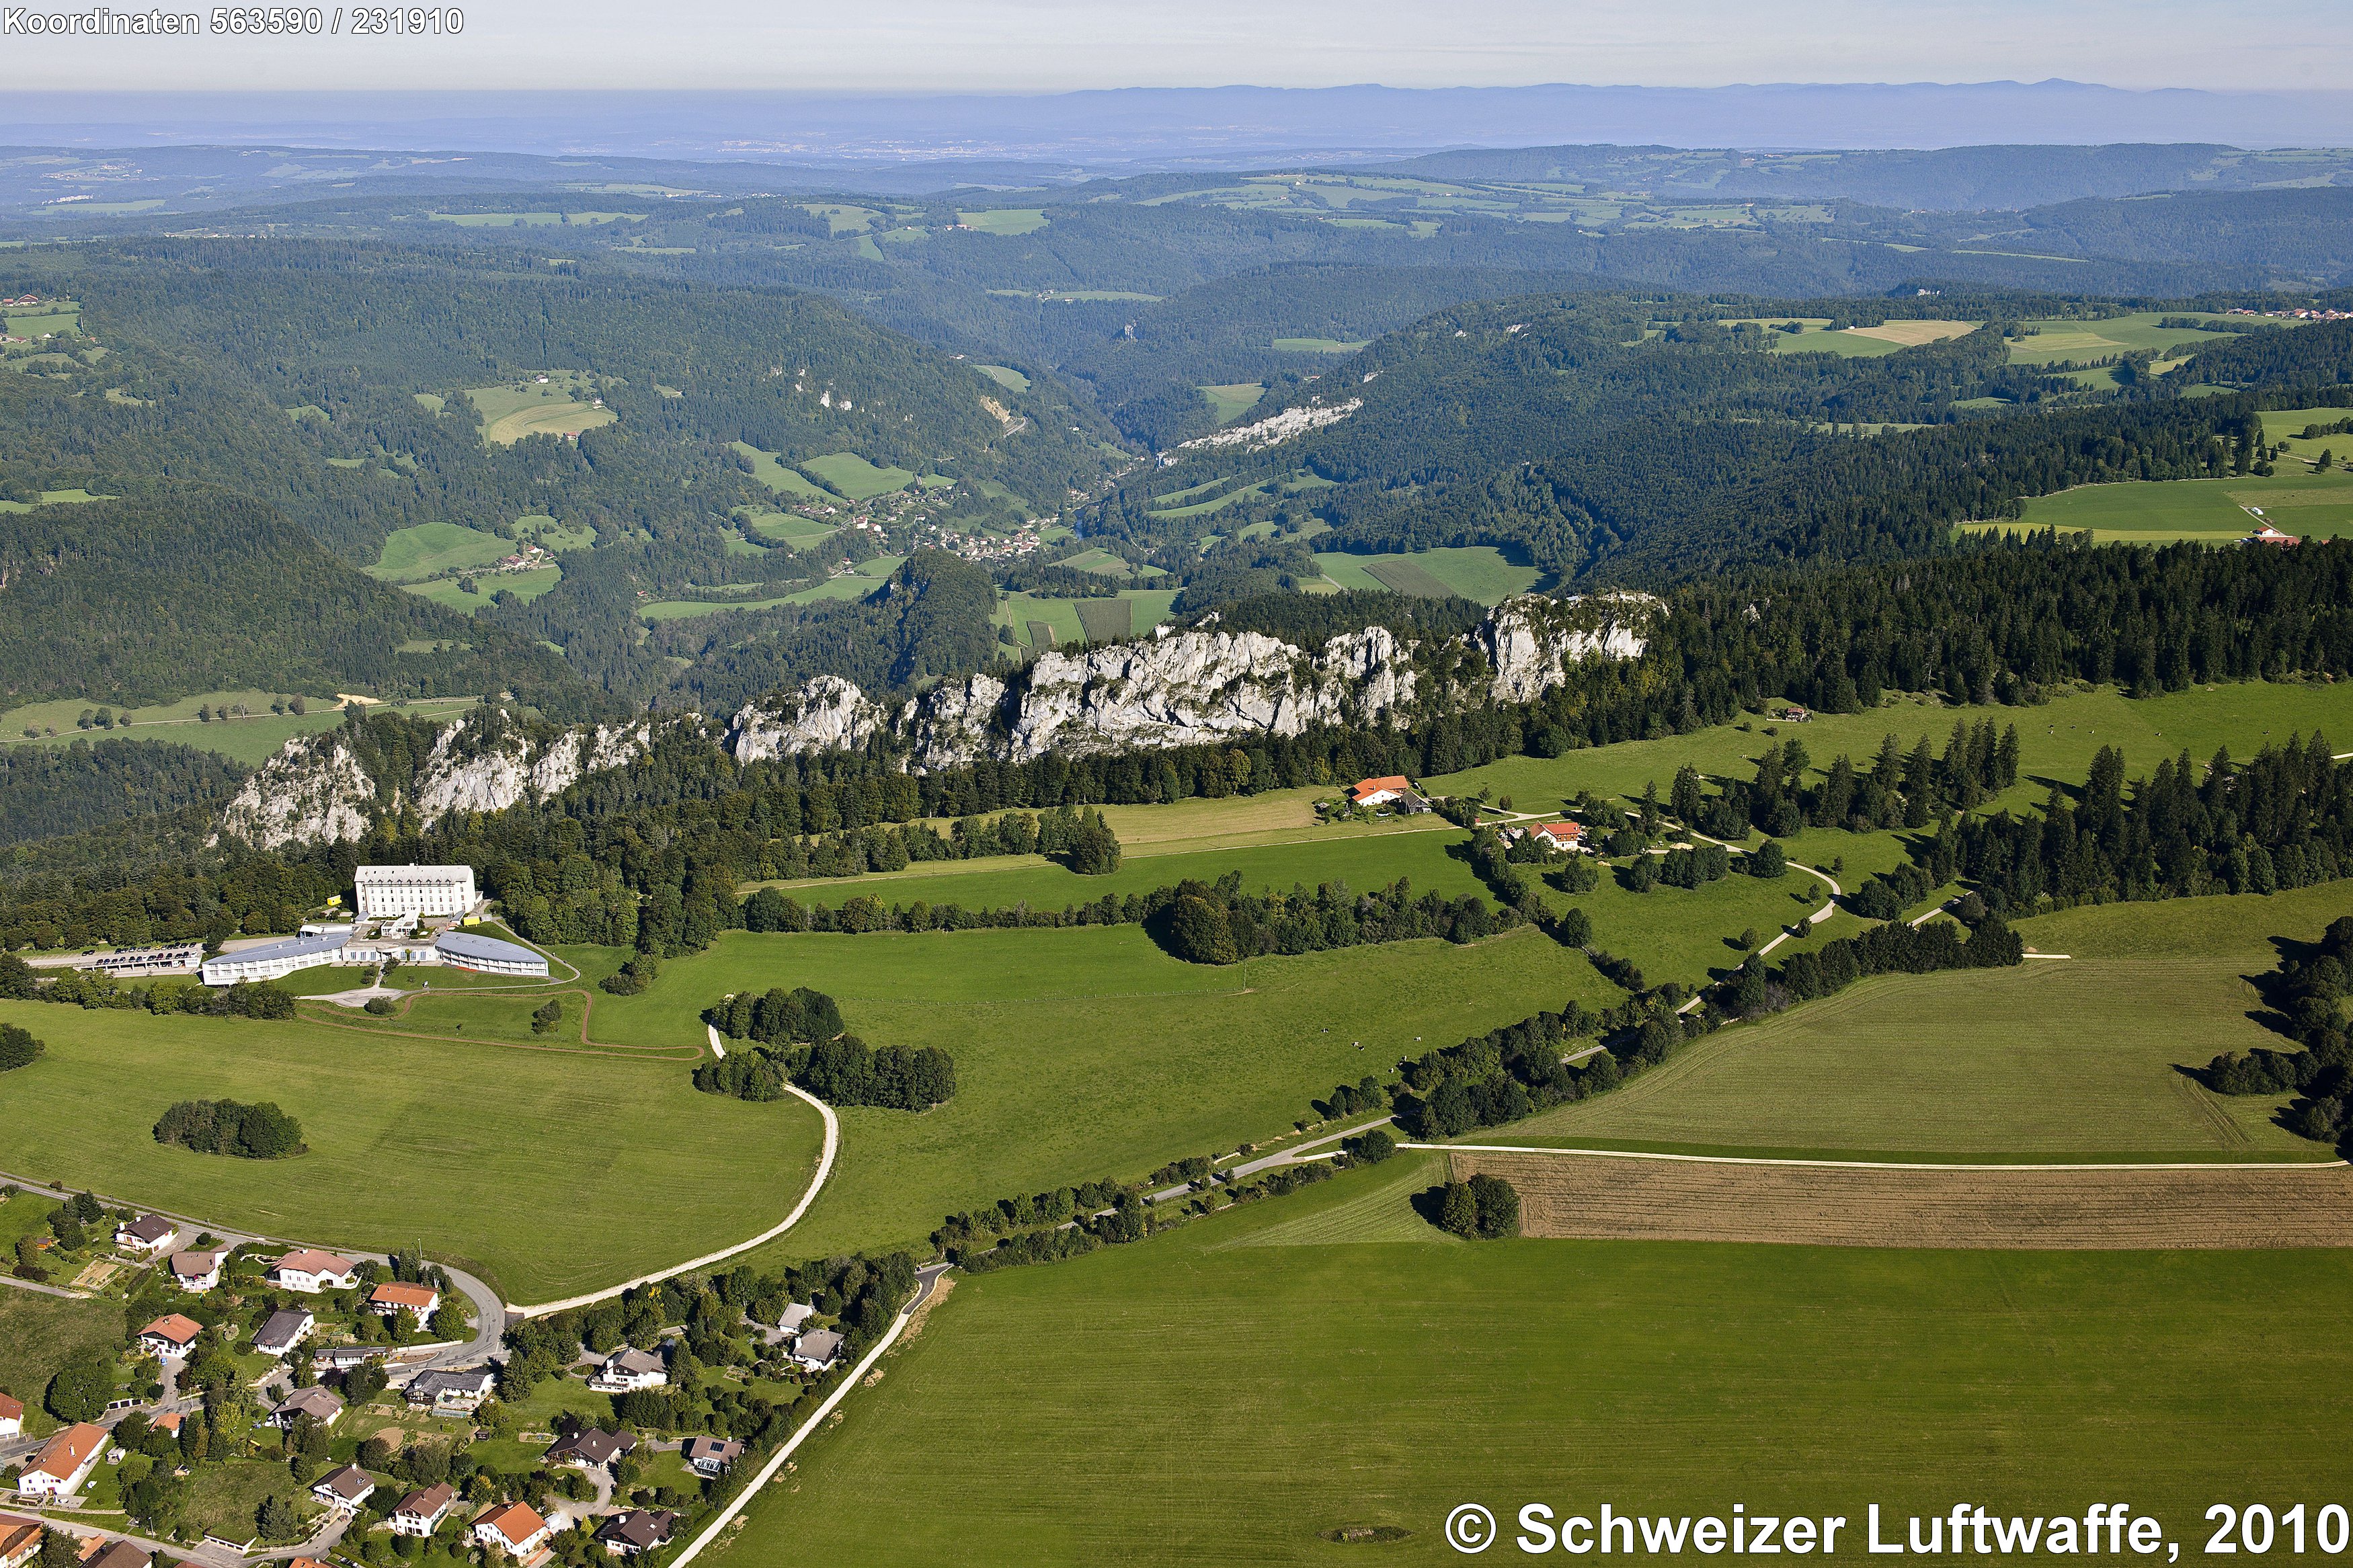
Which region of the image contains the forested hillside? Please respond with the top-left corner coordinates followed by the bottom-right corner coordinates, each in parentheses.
top-left (0, 491), bottom-right (582, 710)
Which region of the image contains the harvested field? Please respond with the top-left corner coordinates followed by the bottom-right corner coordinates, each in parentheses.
top-left (1363, 555), bottom-right (1456, 597)
top-left (1447, 1149), bottom-right (2353, 1249)
top-left (1846, 319), bottom-right (1977, 346)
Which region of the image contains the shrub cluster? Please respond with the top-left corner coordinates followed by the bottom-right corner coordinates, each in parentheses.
top-left (2203, 915), bottom-right (2353, 1143)
top-left (1437, 1173), bottom-right (1520, 1239)
top-left (737, 870), bottom-right (1511, 964)
top-left (697, 989), bottom-right (954, 1110)
top-left (0, 1021), bottom-right (40, 1071)
top-left (153, 1098), bottom-right (305, 1159)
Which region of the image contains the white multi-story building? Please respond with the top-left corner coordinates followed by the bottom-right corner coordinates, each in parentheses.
top-left (356, 864), bottom-right (479, 921)
top-left (200, 930), bottom-right (353, 986)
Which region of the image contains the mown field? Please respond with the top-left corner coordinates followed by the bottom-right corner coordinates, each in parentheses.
top-left (1993, 465), bottom-right (2353, 544)
top-left (718, 1153), bottom-right (2353, 1567)
top-left (2003, 311), bottom-right (2243, 366)
top-left (1311, 544), bottom-right (1540, 602)
top-left (1504, 882), bottom-right (2350, 1159)
top-left (577, 920), bottom-right (1615, 1264)
top-left (0, 998), bottom-right (826, 1303)
top-left (465, 375), bottom-right (616, 446)
top-left (0, 688), bottom-right (449, 764)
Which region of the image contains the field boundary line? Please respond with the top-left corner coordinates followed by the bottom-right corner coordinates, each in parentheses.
top-left (1404, 1143), bottom-right (2349, 1172)
top-left (506, 1080), bottom-right (839, 1317)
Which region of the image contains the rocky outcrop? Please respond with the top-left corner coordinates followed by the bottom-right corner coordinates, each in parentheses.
top-left (1478, 592), bottom-right (1660, 704)
top-left (216, 735), bottom-right (378, 850)
top-left (413, 713), bottom-right (653, 825)
top-left (729, 676), bottom-right (879, 764)
top-left (722, 593), bottom-right (1649, 771)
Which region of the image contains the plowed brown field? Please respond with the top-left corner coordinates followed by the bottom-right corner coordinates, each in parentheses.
top-left (1449, 1149), bottom-right (2353, 1249)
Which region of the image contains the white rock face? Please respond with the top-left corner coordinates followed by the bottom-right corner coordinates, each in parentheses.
top-left (728, 675), bottom-right (880, 763)
top-left (1477, 593), bottom-right (1658, 704)
top-left (415, 713), bottom-right (655, 825)
top-left (217, 736), bottom-right (376, 850)
top-left (898, 673), bottom-right (1008, 768)
top-left (1179, 397), bottom-right (1362, 453)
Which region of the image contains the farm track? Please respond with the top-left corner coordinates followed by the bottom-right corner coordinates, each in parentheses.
top-left (1445, 1149), bottom-right (2353, 1249)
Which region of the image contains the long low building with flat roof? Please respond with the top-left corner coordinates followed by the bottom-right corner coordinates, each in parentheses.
top-left (434, 930), bottom-right (549, 977)
top-left (200, 930), bottom-right (354, 986)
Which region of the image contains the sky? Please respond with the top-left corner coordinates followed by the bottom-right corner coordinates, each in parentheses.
top-left (4, 0), bottom-right (2349, 93)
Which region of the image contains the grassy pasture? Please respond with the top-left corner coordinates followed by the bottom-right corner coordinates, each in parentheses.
top-left (741, 510), bottom-right (838, 548)
top-left (971, 364), bottom-right (1031, 393)
top-left (429, 210), bottom-right (642, 227)
top-left (1308, 546), bottom-right (1536, 602)
top-left (0, 487), bottom-right (106, 513)
top-left (1737, 317), bottom-right (1981, 356)
top-left (2003, 312), bottom-right (2245, 366)
top-left (465, 376), bottom-right (615, 446)
top-left (0, 998), bottom-right (827, 1302)
top-left (995, 589), bottom-right (1178, 647)
top-left (1200, 382), bottom-right (1264, 423)
top-left (1271, 336), bottom-right (1370, 353)
top-left (0, 690), bottom-right (472, 765)
top-left (731, 442), bottom-right (834, 503)
top-left (1992, 465), bottom-right (2353, 544)
top-left (367, 520), bottom-right (510, 582)
top-left (957, 209), bottom-right (1048, 235)
top-left (0, 1286), bottom-right (121, 1438)
top-left (580, 922), bottom-right (1613, 1262)
top-left (800, 452), bottom-right (915, 499)
top-left (729, 1155), bottom-right (2353, 1566)
top-left (1422, 679), bottom-right (2353, 829)
top-left (404, 565), bottom-right (562, 610)
top-left (1507, 954), bottom-right (2316, 1158)
top-left (640, 592), bottom-right (805, 622)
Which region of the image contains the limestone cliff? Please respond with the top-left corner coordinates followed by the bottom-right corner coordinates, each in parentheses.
top-left (723, 593), bottom-right (1653, 770)
top-left (216, 735), bottom-right (378, 850)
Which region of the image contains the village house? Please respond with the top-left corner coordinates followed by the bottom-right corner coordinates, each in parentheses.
top-left (312, 1346), bottom-right (386, 1374)
top-left (311, 1464), bottom-right (375, 1512)
top-left (253, 1308), bottom-right (315, 1357)
top-left (114, 1215), bottom-right (180, 1255)
top-left (169, 1249), bottom-right (225, 1291)
top-left (83, 1544), bottom-right (150, 1568)
top-left (774, 1302), bottom-right (815, 1335)
top-left (789, 1328), bottom-right (845, 1372)
top-left (545, 1428), bottom-right (635, 1470)
top-left (18, 1422), bottom-right (107, 1497)
top-left (0, 1514), bottom-right (40, 1568)
top-left (0, 1393), bottom-right (20, 1440)
top-left (587, 1347), bottom-right (667, 1393)
top-left (2245, 523), bottom-right (2302, 548)
top-left (391, 1482), bottom-right (459, 1536)
top-left (1347, 774), bottom-right (1410, 808)
top-left (368, 1281), bottom-right (441, 1320)
top-left (268, 1249), bottom-right (358, 1293)
top-left (471, 1500), bottom-right (554, 1564)
top-left (270, 1386), bottom-right (344, 1430)
top-left (1529, 821), bottom-right (1585, 853)
top-left (680, 1436), bottom-right (743, 1477)
top-left (406, 1367), bottom-right (495, 1412)
top-left (594, 1510), bottom-right (678, 1558)
top-left (137, 1313), bottom-right (204, 1360)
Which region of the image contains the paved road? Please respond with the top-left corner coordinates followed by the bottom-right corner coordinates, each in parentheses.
top-left (0, 1169), bottom-right (508, 1374)
top-left (1663, 829), bottom-right (1843, 1014)
top-left (666, 1262), bottom-right (951, 1568)
top-left (28, 1502), bottom-right (354, 1566)
top-left (506, 1079), bottom-right (838, 1318)
top-left (0, 1271), bottom-right (92, 1301)
top-left (1145, 1114), bottom-right (1400, 1204)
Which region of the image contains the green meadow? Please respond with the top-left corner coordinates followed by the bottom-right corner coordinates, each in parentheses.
top-left (0, 691), bottom-right (474, 764)
top-left (994, 589), bottom-right (1180, 647)
top-left (577, 921), bottom-right (1613, 1263)
top-left (2003, 311), bottom-right (2245, 366)
top-left (726, 1154), bottom-right (2353, 1567)
top-left (404, 565), bottom-right (563, 610)
top-left (800, 452), bottom-right (918, 499)
top-left (1991, 464), bottom-right (2353, 544)
top-left (465, 375), bottom-right (616, 446)
top-left (1200, 381), bottom-right (1265, 423)
top-left (732, 442), bottom-right (835, 503)
top-left (0, 999), bottom-right (826, 1303)
top-left (368, 520), bottom-right (510, 581)
top-left (972, 364), bottom-right (1031, 393)
top-left (1311, 545), bottom-right (1539, 602)
top-left (0, 1287), bottom-right (121, 1438)
top-left (957, 209), bottom-right (1049, 235)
